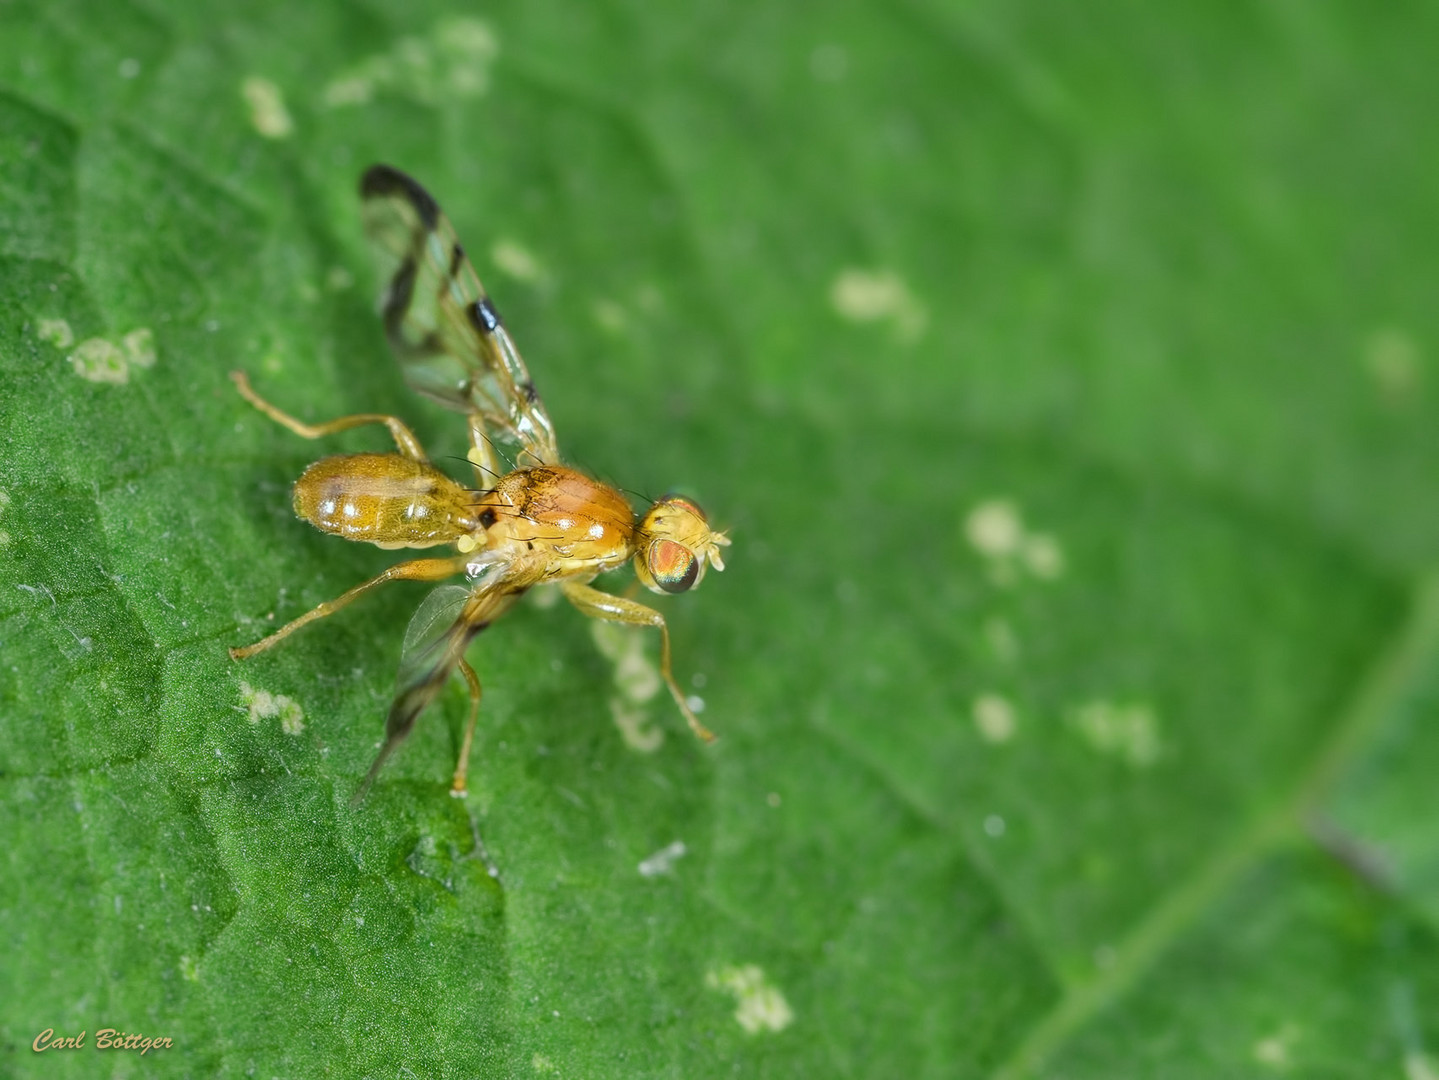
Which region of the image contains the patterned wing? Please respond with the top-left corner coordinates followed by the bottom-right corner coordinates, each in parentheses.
top-left (360, 164), bottom-right (560, 466)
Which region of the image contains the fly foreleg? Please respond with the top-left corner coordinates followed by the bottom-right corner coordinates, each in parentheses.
top-left (559, 582), bottom-right (717, 743)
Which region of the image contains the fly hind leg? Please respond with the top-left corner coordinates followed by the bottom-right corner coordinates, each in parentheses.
top-left (559, 581), bottom-right (717, 743)
top-left (450, 657), bottom-right (483, 797)
top-left (231, 556), bottom-right (469, 660)
top-left (230, 370), bottom-right (429, 461)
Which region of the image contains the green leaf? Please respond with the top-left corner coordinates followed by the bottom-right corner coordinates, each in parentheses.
top-left (3, 2), bottom-right (1438, 1077)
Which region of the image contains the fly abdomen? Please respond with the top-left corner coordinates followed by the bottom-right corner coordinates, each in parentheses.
top-left (293, 453), bottom-right (475, 549)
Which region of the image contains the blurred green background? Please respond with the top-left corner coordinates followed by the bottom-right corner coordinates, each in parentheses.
top-left (3, 1), bottom-right (1439, 1076)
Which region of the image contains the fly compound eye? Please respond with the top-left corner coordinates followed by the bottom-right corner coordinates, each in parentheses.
top-left (648, 539), bottom-right (699, 594)
top-left (659, 494), bottom-right (706, 521)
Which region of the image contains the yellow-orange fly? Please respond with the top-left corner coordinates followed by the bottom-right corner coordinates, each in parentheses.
top-left (230, 165), bottom-right (729, 802)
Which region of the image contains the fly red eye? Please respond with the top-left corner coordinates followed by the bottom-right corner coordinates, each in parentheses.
top-left (648, 539), bottom-right (699, 594)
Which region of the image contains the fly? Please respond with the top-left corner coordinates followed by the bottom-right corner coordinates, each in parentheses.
top-left (230, 165), bottom-right (729, 803)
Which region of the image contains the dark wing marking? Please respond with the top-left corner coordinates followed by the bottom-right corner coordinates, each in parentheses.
top-left (360, 164), bottom-right (560, 466)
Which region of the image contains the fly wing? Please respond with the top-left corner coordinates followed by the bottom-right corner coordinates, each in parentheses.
top-left (360, 164), bottom-right (560, 466)
top-left (398, 583), bottom-right (472, 686)
top-left (351, 570), bottom-right (529, 804)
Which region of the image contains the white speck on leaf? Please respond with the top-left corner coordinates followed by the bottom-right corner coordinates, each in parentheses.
top-left (239, 680), bottom-right (305, 734)
top-left (706, 964), bottom-right (794, 1034)
top-left (638, 840), bottom-right (687, 877)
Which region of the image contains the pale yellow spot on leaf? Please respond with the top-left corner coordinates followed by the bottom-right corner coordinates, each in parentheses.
top-left (1363, 326), bottom-right (1422, 402)
top-left (1071, 700), bottom-right (1161, 767)
top-left (122, 327), bottom-right (156, 368)
top-left (277, 697), bottom-right (305, 736)
top-left (242, 76), bottom-right (294, 139)
top-left (609, 697), bottom-right (664, 753)
top-left (829, 267), bottom-right (927, 342)
top-left (591, 298), bottom-right (628, 333)
top-left (1252, 1023), bottom-right (1300, 1069)
top-left (591, 622), bottom-right (661, 703)
top-left (324, 76), bottom-right (373, 107)
top-left (705, 964), bottom-right (794, 1034)
top-left (1022, 532), bottom-right (1065, 579)
top-left (37, 317), bottom-right (74, 349)
top-left (1406, 1052), bottom-right (1439, 1080)
top-left (436, 16), bottom-right (500, 96)
top-left (973, 693), bottom-right (1017, 743)
top-left (70, 338), bottom-right (128, 383)
top-left (965, 500), bottom-right (1023, 558)
top-left (178, 955), bottom-right (199, 981)
top-left (324, 17), bottom-right (498, 108)
top-left (491, 238), bottom-right (545, 283)
top-left (965, 499), bottom-right (1065, 585)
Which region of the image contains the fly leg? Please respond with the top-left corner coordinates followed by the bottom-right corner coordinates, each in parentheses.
top-left (559, 582), bottom-right (717, 743)
top-left (354, 584), bottom-right (524, 805)
top-left (230, 556), bottom-right (469, 660)
top-left (465, 414), bottom-right (505, 489)
top-left (230, 370), bottom-right (430, 461)
top-left (450, 657), bottom-right (483, 797)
